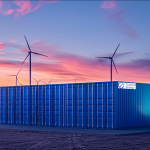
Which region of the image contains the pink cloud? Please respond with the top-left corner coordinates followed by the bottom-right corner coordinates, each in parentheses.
top-left (108, 11), bottom-right (138, 39)
top-left (13, 0), bottom-right (32, 16)
top-left (0, 0), bottom-right (57, 17)
top-left (0, 52), bottom-right (5, 54)
top-left (1, 41), bottom-right (150, 86)
top-left (101, 1), bottom-right (116, 9)
top-left (3, 9), bottom-right (14, 15)
top-left (9, 39), bottom-right (17, 43)
top-left (100, 3), bottom-right (138, 39)
top-left (0, 43), bottom-right (5, 50)
top-left (3, 42), bottom-right (27, 50)
top-left (0, 0), bottom-right (2, 9)
top-left (0, 43), bottom-right (5, 54)
top-left (0, 41), bottom-right (109, 85)
top-left (31, 0), bottom-right (57, 12)
top-left (0, 59), bottom-right (20, 68)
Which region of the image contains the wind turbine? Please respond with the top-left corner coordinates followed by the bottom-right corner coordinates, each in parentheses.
top-left (42, 81), bottom-right (47, 85)
top-left (42, 77), bottom-right (54, 85)
top-left (95, 43), bottom-right (120, 82)
top-left (32, 77), bottom-right (45, 85)
top-left (21, 35), bottom-right (48, 86)
top-left (7, 67), bottom-right (23, 86)
top-left (17, 78), bottom-right (23, 86)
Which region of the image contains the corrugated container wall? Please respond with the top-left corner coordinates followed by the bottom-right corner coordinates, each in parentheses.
top-left (0, 81), bottom-right (150, 129)
top-left (117, 83), bottom-right (150, 128)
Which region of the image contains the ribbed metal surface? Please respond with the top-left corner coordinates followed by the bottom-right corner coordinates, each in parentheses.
top-left (0, 82), bottom-right (117, 129)
top-left (117, 83), bottom-right (150, 129)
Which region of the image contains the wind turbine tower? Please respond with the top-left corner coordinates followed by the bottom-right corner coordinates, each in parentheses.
top-left (7, 67), bottom-right (23, 86)
top-left (95, 44), bottom-right (120, 82)
top-left (22, 35), bottom-right (48, 86)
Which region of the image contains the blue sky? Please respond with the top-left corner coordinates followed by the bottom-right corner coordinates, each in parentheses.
top-left (0, 1), bottom-right (150, 86)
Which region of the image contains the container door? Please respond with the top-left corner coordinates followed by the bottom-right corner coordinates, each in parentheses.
top-left (30, 85), bottom-right (37, 125)
top-left (96, 83), bottom-right (106, 128)
top-left (36, 85), bottom-right (44, 126)
top-left (0, 87), bottom-right (8, 124)
top-left (15, 86), bottom-right (22, 125)
top-left (64, 84), bottom-right (75, 127)
top-left (86, 83), bottom-right (96, 128)
top-left (52, 84), bottom-right (62, 126)
top-left (22, 86), bottom-right (29, 125)
top-left (105, 82), bottom-right (116, 129)
top-left (76, 83), bottom-right (86, 128)
top-left (43, 85), bottom-right (52, 126)
top-left (7, 87), bottom-right (15, 124)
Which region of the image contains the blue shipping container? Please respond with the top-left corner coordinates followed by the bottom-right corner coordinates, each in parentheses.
top-left (0, 81), bottom-right (150, 129)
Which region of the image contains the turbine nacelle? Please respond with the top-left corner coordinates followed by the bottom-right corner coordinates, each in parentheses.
top-left (95, 43), bottom-right (120, 81)
top-left (21, 35), bottom-right (48, 86)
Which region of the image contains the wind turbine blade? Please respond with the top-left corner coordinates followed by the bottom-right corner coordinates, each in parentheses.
top-left (48, 77), bottom-right (54, 84)
top-left (18, 79), bottom-right (23, 86)
top-left (3, 42), bottom-right (26, 49)
top-left (32, 77), bottom-right (38, 82)
top-left (42, 81), bottom-right (47, 84)
top-left (38, 78), bottom-right (45, 82)
top-left (112, 43), bottom-right (120, 58)
top-left (17, 67), bottom-right (23, 76)
top-left (17, 79), bottom-right (20, 84)
top-left (21, 53), bottom-right (29, 65)
top-left (7, 74), bottom-right (16, 76)
top-left (95, 57), bottom-right (110, 58)
top-left (114, 51), bottom-right (134, 58)
top-left (31, 51), bottom-right (48, 57)
top-left (112, 59), bottom-right (118, 74)
top-left (24, 35), bottom-right (31, 51)
top-left (19, 81), bottom-right (23, 86)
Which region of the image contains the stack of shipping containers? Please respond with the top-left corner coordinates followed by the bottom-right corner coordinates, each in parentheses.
top-left (0, 81), bottom-right (150, 129)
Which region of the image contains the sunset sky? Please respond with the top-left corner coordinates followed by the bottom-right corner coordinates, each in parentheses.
top-left (0, 0), bottom-right (150, 86)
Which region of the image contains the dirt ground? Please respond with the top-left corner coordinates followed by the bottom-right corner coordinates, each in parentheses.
top-left (0, 129), bottom-right (150, 150)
